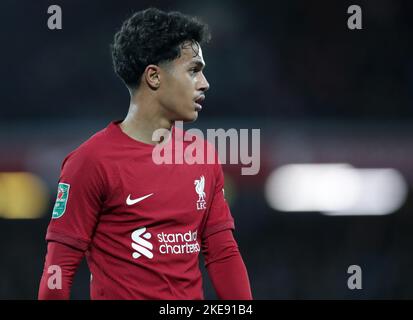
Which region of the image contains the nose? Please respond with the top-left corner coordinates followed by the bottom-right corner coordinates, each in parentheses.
top-left (198, 72), bottom-right (210, 92)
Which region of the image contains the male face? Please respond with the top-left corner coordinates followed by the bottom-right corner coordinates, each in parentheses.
top-left (158, 41), bottom-right (210, 122)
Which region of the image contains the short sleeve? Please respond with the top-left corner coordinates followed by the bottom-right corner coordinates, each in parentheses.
top-left (202, 163), bottom-right (235, 240)
top-left (46, 148), bottom-right (106, 251)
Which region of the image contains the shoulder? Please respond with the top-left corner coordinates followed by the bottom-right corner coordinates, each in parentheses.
top-left (62, 126), bottom-right (111, 169)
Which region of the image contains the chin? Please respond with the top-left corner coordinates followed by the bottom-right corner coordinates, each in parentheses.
top-left (190, 111), bottom-right (199, 122)
top-left (193, 110), bottom-right (200, 121)
top-left (178, 111), bottom-right (198, 123)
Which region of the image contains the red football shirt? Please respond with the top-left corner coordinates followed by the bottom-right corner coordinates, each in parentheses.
top-left (46, 120), bottom-right (235, 299)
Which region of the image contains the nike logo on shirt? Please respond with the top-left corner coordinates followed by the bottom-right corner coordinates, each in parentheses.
top-left (126, 193), bottom-right (154, 206)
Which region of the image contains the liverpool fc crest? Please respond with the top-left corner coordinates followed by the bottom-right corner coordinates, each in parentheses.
top-left (194, 176), bottom-right (206, 210)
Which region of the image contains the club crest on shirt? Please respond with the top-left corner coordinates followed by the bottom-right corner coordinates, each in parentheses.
top-left (194, 175), bottom-right (206, 210)
top-left (52, 182), bottom-right (70, 219)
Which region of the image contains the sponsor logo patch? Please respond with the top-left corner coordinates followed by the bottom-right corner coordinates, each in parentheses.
top-left (52, 183), bottom-right (70, 219)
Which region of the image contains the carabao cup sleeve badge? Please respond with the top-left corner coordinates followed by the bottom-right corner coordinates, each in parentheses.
top-left (52, 183), bottom-right (70, 219)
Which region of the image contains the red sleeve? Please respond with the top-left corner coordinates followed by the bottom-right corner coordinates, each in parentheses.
top-left (46, 147), bottom-right (106, 251)
top-left (38, 241), bottom-right (84, 300)
top-left (202, 162), bottom-right (235, 239)
top-left (202, 230), bottom-right (252, 300)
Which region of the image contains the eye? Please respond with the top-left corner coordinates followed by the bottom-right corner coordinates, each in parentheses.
top-left (189, 67), bottom-right (200, 75)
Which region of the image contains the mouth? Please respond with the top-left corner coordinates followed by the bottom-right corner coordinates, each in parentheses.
top-left (194, 95), bottom-right (205, 111)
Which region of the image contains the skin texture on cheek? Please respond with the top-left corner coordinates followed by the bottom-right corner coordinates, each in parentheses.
top-left (160, 61), bottom-right (196, 121)
top-left (158, 42), bottom-right (206, 122)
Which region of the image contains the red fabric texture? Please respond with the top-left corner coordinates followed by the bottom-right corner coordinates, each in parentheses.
top-left (202, 230), bottom-right (252, 300)
top-left (38, 241), bottom-right (83, 300)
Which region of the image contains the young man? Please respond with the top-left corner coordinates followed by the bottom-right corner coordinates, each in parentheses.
top-left (38, 8), bottom-right (252, 300)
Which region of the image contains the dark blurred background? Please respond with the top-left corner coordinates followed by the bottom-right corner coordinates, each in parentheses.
top-left (1, 0), bottom-right (413, 299)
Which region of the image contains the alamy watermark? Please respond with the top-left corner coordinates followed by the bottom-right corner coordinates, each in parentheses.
top-left (47, 5), bottom-right (363, 32)
top-left (347, 5), bottom-right (362, 30)
top-left (151, 121), bottom-right (260, 176)
top-left (347, 265), bottom-right (362, 290)
top-left (47, 265), bottom-right (62, 290)
top-left (47, 5), bottom-right (62, 30)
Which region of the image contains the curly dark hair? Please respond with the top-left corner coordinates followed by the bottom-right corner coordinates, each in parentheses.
top-left (111, 8), bottom-right (211, 90)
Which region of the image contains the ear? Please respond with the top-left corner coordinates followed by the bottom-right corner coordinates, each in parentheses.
top-left (144, 64), bottom-right (161, 90)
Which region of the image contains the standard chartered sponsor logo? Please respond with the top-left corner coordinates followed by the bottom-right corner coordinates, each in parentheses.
top-left (131, 227), bottom-right (200, 260)
top-left (131, 227), bottom-right (153, 259)
top-left (158, 230), bottom-right (200, 254)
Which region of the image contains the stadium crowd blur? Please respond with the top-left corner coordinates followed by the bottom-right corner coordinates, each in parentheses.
top-left (0, 0), bottom-right (412, 299)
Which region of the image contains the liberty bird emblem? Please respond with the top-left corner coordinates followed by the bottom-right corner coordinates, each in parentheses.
top-left (194, 175), bottom-right (206, 210)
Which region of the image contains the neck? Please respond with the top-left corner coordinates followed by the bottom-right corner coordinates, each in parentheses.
top-left (120, 91), bottom-right (173, 145)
